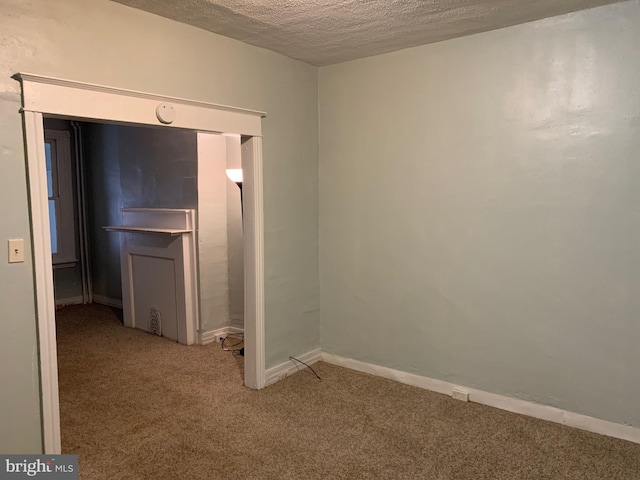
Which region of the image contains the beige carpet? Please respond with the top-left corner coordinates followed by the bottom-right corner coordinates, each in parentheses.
top-left (56, 304), bottom-right (640, 480)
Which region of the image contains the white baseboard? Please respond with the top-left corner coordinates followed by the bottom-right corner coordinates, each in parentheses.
top-left (321, 352), bottom-right (640, 445)
top-left (199, 326), bottom-right (244, 345)
top-left (265, 348), bottom-right (323, 386)
top-left (92, 294), bottom-right (123, 309)
top-left (55, 296), bottom-right (84, 306)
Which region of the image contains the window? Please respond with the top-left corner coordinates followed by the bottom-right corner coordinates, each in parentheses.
top-left (45, 129), bottom-right (76, 266)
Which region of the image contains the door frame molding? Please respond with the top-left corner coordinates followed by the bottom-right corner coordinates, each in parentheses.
top-left (15, 73), bottom-right (267, 454)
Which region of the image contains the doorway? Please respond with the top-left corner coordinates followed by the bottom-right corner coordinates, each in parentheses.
top-left (18, 73), bottom-right (267, 454)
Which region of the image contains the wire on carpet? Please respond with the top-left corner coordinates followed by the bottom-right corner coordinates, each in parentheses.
top-left (289, 356), bottom-right (321, 380)
top-left (221, 334), bottom-right (244, 355)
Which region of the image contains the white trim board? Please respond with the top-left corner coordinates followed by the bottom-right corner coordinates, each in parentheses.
top-left (321, 353), bottom-right (640, 445)
top-left (265, 349), bottom-right (322, 387)
top-left (199, 326), bottom-right (244, 346)
top-left (92, 295), bottom-right (123, 309)
top-left (16, 73), bottom-right (265, 137)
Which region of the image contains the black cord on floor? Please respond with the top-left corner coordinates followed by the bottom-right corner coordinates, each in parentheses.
top-left (289, 356), bottom-right (321, 380)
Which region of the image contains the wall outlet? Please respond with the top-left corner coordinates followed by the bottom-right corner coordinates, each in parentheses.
top-left (452, 387), bottom-right (469, 402)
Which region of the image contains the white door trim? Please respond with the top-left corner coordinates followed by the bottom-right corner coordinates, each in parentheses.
top-left (241, 137), bottom-right (266, 389)
top-left (17, 73), bottom-right (265, 136)
top-left (23, 111), bottom-right (62, 454)
top-left (16, 73), bottom-right (267, 454)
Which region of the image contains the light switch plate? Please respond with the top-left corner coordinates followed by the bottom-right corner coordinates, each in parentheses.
top-left (8, 239), bottom-right (24, 263)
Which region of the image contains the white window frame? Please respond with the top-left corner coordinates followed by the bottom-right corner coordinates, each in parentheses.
top-left (45, 129), bottom-right (77, 266)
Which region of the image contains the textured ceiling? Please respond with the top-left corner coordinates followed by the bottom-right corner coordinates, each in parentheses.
top-left (112, 0), bottom-right (625, 66)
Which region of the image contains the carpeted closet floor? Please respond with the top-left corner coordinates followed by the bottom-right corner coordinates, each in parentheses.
top-left (56, 303), bottom-right (640, 480)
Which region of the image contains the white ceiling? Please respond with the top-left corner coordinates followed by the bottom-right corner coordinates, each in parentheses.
top-left (112, 0), bottom-right (625, 66)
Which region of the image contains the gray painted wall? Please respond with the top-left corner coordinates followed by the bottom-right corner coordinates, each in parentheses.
top-left (85, 123), bottom-right (123, 302)
top-left (118, 126), bottom-right (198, 209)
top-left (319, 1), bottom-right (640, 427)
top-left (53, 267), bottom-right (84, 302)
top-left (0, 0), bottom-right (319, 453)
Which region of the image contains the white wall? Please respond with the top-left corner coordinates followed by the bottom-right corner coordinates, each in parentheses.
top-left (0, 0), bottom-right (319, 453)
top-left (319, 0), bottom-right (640, 428)
top-left (197, 133), bottom-right (230, 332)
top-left (226, 135), bottom-right (245, 328)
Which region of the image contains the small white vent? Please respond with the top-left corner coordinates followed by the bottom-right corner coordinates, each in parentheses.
top-left (149, 306), bottom-right (162, 336)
